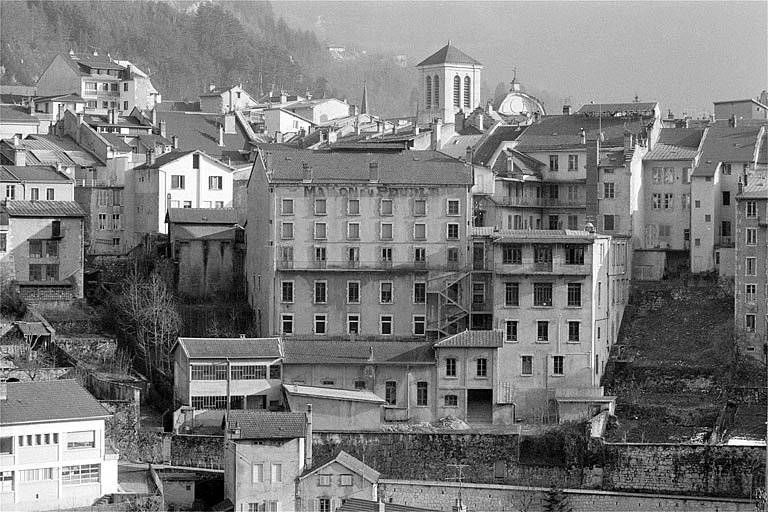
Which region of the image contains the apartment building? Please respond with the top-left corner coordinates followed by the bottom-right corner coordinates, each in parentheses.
top-left (246, 147), bottom-right (473, 339)
top-left (0, 380), bottom-right (118, 511)
top-left (734, 176), bottom-right (768, 359)
top-left (690, 122), bottom-right (765, 274)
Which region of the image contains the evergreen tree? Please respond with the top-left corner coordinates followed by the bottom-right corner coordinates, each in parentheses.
top-left (543, 486), bottom-right (572, 512)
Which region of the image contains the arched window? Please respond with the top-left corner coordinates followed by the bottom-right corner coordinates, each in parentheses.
top-left (425, 76), bottom-right (432, 109)
top-left (464, 76), bottom-right (471, 108)
top-left (433, 75), bottom-right (440, 107)
top-left (453, 76), bottom-right (461, 107)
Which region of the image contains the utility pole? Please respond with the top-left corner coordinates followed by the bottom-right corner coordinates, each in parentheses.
top-left (447, 463), bottom-right (468, 512)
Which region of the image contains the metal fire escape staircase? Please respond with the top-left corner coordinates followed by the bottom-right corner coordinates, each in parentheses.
top-left (426, 269), bottom-right (472, 338)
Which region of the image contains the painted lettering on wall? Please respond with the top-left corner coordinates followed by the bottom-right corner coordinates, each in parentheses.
top-left (303, 185), bottom-right (438, 197)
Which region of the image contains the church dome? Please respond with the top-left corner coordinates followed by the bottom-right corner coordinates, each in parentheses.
top-left (495, 82), bottom-right (546, 117)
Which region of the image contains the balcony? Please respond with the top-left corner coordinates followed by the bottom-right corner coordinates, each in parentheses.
top-left (496, 262), bottom-right (590, 276)
top-left (494, 196), bottom-right (587, 208)
top-left (276, 260), bottom-right (460, 272)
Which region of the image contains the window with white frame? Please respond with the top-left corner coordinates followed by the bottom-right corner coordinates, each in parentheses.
top-left (603, 182), bottom-right (615, 199)
top-left (340, 474), bottom-right (353, 486)
top-left (281, 222), bottom-right (294, 239)
top-left (252, 464), bottom-right (264, 483)
top-left (347, 314), bottom-right (360, 334)
top-left (271, 463), bottom-right (282, 483)
top-left (347, 198), bottom-right (360, 215)
top-left (314, 222), bottom-right (327, 239)
top-left (446, 223), bottom-right (459, 240)
top-left (314, 246), bottom-right (326, 262)
top-left (281, 314), bottom-right (294, 335)
top-left (66, 431), bottom-right (95, 450)
top-left (380, 282), bottom-right (393, 303)
top-left (447, 199), bottom-right (460, 216)
top-left (99, 213), bottom-right (107, 230)
top-left (380, 198), bottom-right (393, 216)
top-left (314, 198), bottom-right (327, 215)
top-left (171, 175), bottom-right (185, 189)
top-left (313, 314), bottom-right (327, 335)
top-left (521, 355), bottom-right (533, 376)
top-left (476, 358), bottom-right (487, 377)
top-left (552, 355), bottom-right (565, 376)
top-left (380, 315), bottom-right (393, 335)
top-left (568, 154), bottom-right (578, 171)
top-left (413, 223), bottom-right (426, 240)
top-left (314, 281), bottom-right (327, 303)
top-left (746, 257), bottom-right (756, 276)
top-left (380, 246), bottom-right (393, 262)
top-left (444, 395), bottom-right (458, 407)
top-left (537, 320), bottom-right (549, 342)
top-left (208, 176), bottom-right (223, 190)
top-left (347, 281), bottom-right (360, 303)
top-left (281, 281), bottom-right (294, 303)
top-left (746, 284), bottom-right (756, 304)
top-left (534, 283), bottom-right (553, 307)
top-left (505, 320), bottom-right (518, 342)
top-left (568, 321), bottom-right (580, 342)
top-left (445, 357), bottom-right (457, 377)
top-left (414, 246), bottom-right (426, 264)
top-left (62, 464), bottom-right (100, 485)
top-left (347, 222), bottom-right (360, 240)
top-left (746, 314), bottom-right (756, 332)
top-left (413, 282), bottom-right (426, 304)
top-left (747, 228), bottom-right (757, 245)
top-left (746, 200), bottom-right (757, 218)
top-left (413, 315), bottom-right (426, 335)
top-left (380, 223), bottom-right (393, 240)
top-left (414, 199), bottom-right (427, 216)
top-left (505, 282), bottom-right (519, 306)
top-left (567, 283), bottom-right (582, 307)
top-left (281, 198), bottom-right (294, 215)
top-left (318, 474), bottom-right (331, 486)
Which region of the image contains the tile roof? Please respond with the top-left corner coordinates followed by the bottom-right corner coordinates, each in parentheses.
top-left (416, 43), bottom-right (482, 67)
top-left (283, 384), bottom-right (387, 404)
top-left (281, 339), bottom-right (434, 365)
top-left (338, 498), bottom-right (439, 512)
top-left (492, 229), bottom-right (601, 243)
top-left (692, 124), bottom-right (764, 177)
top-left (100, 133), bottom-right (134, 152)
top-left (0, 167), bottom-right (19, 181)
top-left (15, 321), bottom-right (51, 336)
top-left (227, 410), bottom-right (306, 439)
top-left (472, 125), bottom-right (528, 166)
top-left (263, 149), bottom-right (472, 185)
top-left (174, 337), bottom-right (282, 359)
top-left (67, 52), bottom-right (124, 71)
top-left (134, 150), bottom-right (194, 170)
top-left (644, 143), bottom-right (699, 161)
top-left (656, 128), bottom-right (706, 147)
top-left (167, 208), bottom-right (240, 225)
top-left (301, 450), bottom-right (380, 482)
top-left (576, 102), bottom-right (658, 115)
top-left (0, 105), bottom-right (39, 123)
top-left (439, 134), bottom-right (483, 159)
top-left (434, 329), bottom-right (504, 348)
top-left (172, 225), bottom-right (238, 241)
top-left (738, 176), bottom-right (768, 199)
top-left (0, 379), bottom-right (110, 425)
top-left (516, 113), bottom-right (655, 150)
top-left (0, 165), bottom-right (71, 182)
top-left (4, 200), bottom-right (86, 217)
top-left (157, 111), bottom-right (254, 163)
top-left (34, 93), bottom-right (86, 103)
top-left (6, 134), bottom-right (103, 167)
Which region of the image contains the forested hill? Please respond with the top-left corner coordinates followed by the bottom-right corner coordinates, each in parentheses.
top-left (0, 0), bottom-right (419, 117)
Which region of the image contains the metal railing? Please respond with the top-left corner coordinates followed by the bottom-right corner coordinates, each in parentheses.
top-left (277, 260), bottom-right (463, 272)
top-left (494, 196), bottom-right (587, 208)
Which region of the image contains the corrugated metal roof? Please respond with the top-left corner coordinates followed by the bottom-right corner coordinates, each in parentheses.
top-left (577, 102), bottom-right (657, 115)
top-left (175, 337), bottom-right (281, 359)
top-left (226, 410), bottom-right (306, 439)
top-left (283, 384), bottom-right (386, 404)
top-left (0, 380), bottom-right (110, 425)
top-left (434, 329), bottom-right (504, 348)
top-left (281, 339), bottom-right (434, 365)
top-left (416, 43), bottom-right (482, 67)
top-left (4, 200), bottom-right (85, 217)
top-left (738, 176), bottom-right (768, 199)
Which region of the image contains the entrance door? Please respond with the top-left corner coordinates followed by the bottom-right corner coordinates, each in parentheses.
top-left (466, 389), bottom-right (493, 424)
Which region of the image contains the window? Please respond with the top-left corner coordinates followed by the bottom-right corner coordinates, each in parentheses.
top-left (102, 101), bottom-right (109, 109)
top-left (347, 222), bottom-right (360, 240)
top-left (5, 184), bottom-right (15, 200)
top-left (721, 221), bottom-right (731, 238)
top-left (192, 154), bottom-right (200, 169)
top-left (385, 381), bottom-right (397, 405)
top-left (568, 154), bottom-right (578, 171)
top-left (319, 498), bottom-right (332, 512)
top-left (476, 358), bottom-right (487, 377)
top-left (0, 437), bottom-right (12, 454)
top-left (433, 75), bottom-right (440, 106)
top-left (380, 282), bottom-right (393, 303)
top-left (380, 223), bottom-right (393, 240)
top-left (567, 283), bottom-right (582, 307)
top-left (521, 356), bottom-right (533, 376)
top-left (0, 233), bottom-right (5, 253)
top-left (271, 464), bottom-right (282, 483)
top-left (252, 464), bottom-right (264, 483)
top-left (111, 214), bottom-right (121, 230)
top-left (281, 222), bottom-right (294, 239)
top-left (664, 168), bottom-right (674, 183)
top-left (281, 198), bottom-right (294, 215)
top-left (604, 215), bottom-right (616, 231)
top-left (464, 76), bottom-right (471, 108)
top-left (552, 355), bottom-right (565, 376)
top-left (446, 223), bottom-right (459, 240)
top-left (314, 246), bottom-right (326, 263)
top-left (425, 76), bottom-right (432, 108)
top-left (340, 474), bottom-right (354, 486)
top-left (99, 213), bottom-right (107, 230)
top-left (314, 198), bottom-right (327, 215)
top-left (29, 239), bottom-right (43, 258)
top-left (534, 246), bottom-right (552, 266)
top-left (682, 194), bottom-right (691, 209)
top-left (414, 199), bottom-right (427, 216)
top-left (746, 284), bottom-right (756, 304)
top-left (537, 321), bottom-right (549, 342)
top-left (62, 464), bottom-right (100, 485)
top-left (568, 321), bottom-right (580, 342)
top-left (281, 314), bottom-right (294, 335)
top-left (603, 182), bottom-right (615, 199)
top-left (416, 382), bottom-right (428, 406)
top-left (565, 245), bottom-right (585, 265)
top-left (314, 222), bottom-right (327, 239)
top-left (447, 247), bottom-right (460, 266)
top-left (746, 258), bottom-right (756, 276)
top-left (472, 282), bottom-right (485, 305)
top-left (447, 199), bottom-right (460, 216)
top-left (413, 223), bottom-right (426, 240)
top-left (533, 283), bottom-right (553, 306)
top-left (504, 282), bottom-right (519, 306)
top-left (705, 214), bottom-right (711, 222)
top-left (23, 468), bottom-right (57, 484)
top-left (314, 314), bottom-right (327, 335)
top-left (171, 175), bottom-right (185, 189)
top-left (502, 245), bottom-right (522, 264)
top-left (318, 474), bottom-right (331, 486)
top-left (281, 281), bottom-right (293, 302)
top-left (280, 246), bottom-right (293, 262)
top-left (652, 193), bottom-right (662, 209)
top-left (746, 200), bottom-right (758, 218)
top-left (380, 315), bottom-right (393, 335)
top-left (183, 201), bottom-right (192, 208)
top-left (722, 191), bottom-right (730, 206)
top-left (347, 281), bottom-right (360, 304)
top-left (549, 155), bottom-right (559, 171)
top-left (347, 198), bottom-right (360, 215)
top-left (446, 358), bottom-right (457, 377)
top-left (29, 264), bottom-right (43, 281)
top-left (270, 365), bottom-right (281, 379)
top-left (191, 364), bottom-right (227, 380)
top-left (694, 238), bottom-right (701, 247)
top-left (381, 247), bottom-right (393, 263)
top-left (746, 314), bottom-right (756, 332)
top-left (722, 163), bottom-right (732, 175)
top-left (314, 281), bottom-right (327, 303)
top-left (505, 320), bottom-right (518, 342)
top-left (231, 365), bottom-right (267, 380)
top-left (453, 75), bottom-right (461, 107)
top-left (663, 193), bottom-right (673, 209)
top-left (445, 395), bottom-right (458, 407)
top-left (123, 101), bottom-right (128, 110)
top-left (347, 314), bottom-right (360, 335)
top-left (747, 228), bottom-right (757, 245)
top-left (380, 199), bottom-right (393, 216)
top-left (30, 187), bottom-right (39, 200)
top-left (414, 282), bottom-right (426, 303)
top-left (67, 431), bottom-right (95, 450)
top-left (414, 247), bottom-right (426, 264)
top-left (209, 176), bottom-right (223, 190)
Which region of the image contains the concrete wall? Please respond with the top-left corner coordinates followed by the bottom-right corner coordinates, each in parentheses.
top-left (285, 394), bottom-right (382, 432)
top-left (176, 238), bottom-right (237, 299)
top-left (36, 55), bottom-right (82, 97)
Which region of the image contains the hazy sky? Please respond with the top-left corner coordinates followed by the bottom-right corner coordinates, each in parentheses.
top-left (272, 1), bottom-right (768, 118)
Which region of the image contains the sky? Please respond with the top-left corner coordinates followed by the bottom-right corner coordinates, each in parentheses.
top-left (271, 0), bottom-right (768, 118)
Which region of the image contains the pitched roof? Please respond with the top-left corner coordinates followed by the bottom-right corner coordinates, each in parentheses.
top-left (157, 111), bottom-right (253, 164)
top-left (416, 43), bottom-right (482, 67)
top-left (738, 176), bottom-right (768, 199)
top-left (4, 200), bottom-right (85, 217)
top-left (15, 321), bottom-right (51, 336)
top-left (643, 143), bottom-right (699, 161)
top-left (433, 134), bottom-right (483, 159)
top-left (283, 384), bottom-right (387, 404)
top-left (281, 339), bottom-right (434, 365)
top-left (692, 124), bottom-right (764, 177)
top-left (516, 113), bottom-right (655, 150)
top-left (492, 229), bottom-right (602, 244)
top-left (100, 133), bottom-right (133, 152)
top-left (434, 329), bottom-right (504, 348)
top-left (0, 105), bottom-right (39, 123)
top-left (338, 498), bottom-right (439, 512)
top-left (6, 134), bottom-right (102, 167)
top-left (174, 337), bottom-right (281, 359)
top-left (656, 128), bottom-right (706, 147)
top-left (167, 208), bottom-right (240, 225)
top-left (0, 379), bottom-right (110, 425)
top-left (66, 52), bottom-right (124, 71)
top-left (576, 102), bottom-right (658, 115)
top-left (472, 125), bottom-right (528, 166)
top-left (134, 150), bottom-right (194, 170)
top-left (34, 93), bottom-right (86, 103)
top-left (301, 450), bottom-right (380, 482)
top-left (227, 410), bottom-right (306, 439)
top-left (713, 98), bottom-right (768, 109)
top-left (263, 149), bottom-right (472, 185)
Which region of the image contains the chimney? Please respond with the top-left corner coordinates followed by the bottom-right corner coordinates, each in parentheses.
top-left (378, 499), bottom-right (385, 512)
top-left (151, 108), bottom-right (157, 127)
top-left (146, 149), bottom-right (155, 166)
top-left (465, 146), bottom-right (473, 163)
top-left (455, 110), bottom-right (465, 132)
top-left (280, 92), bottom-right (287, 104)
top-left (209, 83), bottom-right (216, 92)
top-left (355, 119), bottom-right (361, 136)
top-left (623, 131), bottom-right (633, 154)
top-left (534, 111), bottom-right (541, 123)
top-left (77, 112), bottom-right (84, 126)
top-left (369, 161), bottom-right (380, 183)
top-left (224, 113), bottom-right (236, 134)
top-left (305, 404), bottom-right (313, 469)
top-left (159, 120), bottom-right (167, 139)
top-left (377, 121), bottom-right (383, 135)
top-left (430, 120), bottom-right (443, 150)
top-left (275, 131), bottom-right (282, 143)
top-left (414, 124), bottom-right (420, 135)
top-left (579, 128), bottom-right (586, 145)
top-left (171, 135), bottom-right (179, 149)
top-left (730, 114), bottom-right (737, 128)
top-left (302, 162), bottom-right (313, 182)
top-left (476, 112), bottom-right (484, 132)
top-left (486, 100), bottom-right (494, 114)
top-left (328, 131), bottom-right (337, 144)
top-left (108, 108), bottom-right (116, 124)
top-left (738, 176), bottom-right (744, 195)
top-left (14, 145), bottom-right (26, 167)
top-left (563, 105), bottom-right (572, 115)
top-left (391, 123), bottom-right (397, 135)
top-left (218, 124), bottom-right (224, 146)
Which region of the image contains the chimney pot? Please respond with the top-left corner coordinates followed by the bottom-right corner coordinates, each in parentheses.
top-left (369, 162), bottom-right (380, 183)
top-left (580, 128), bottom-right (586, 145)
top-left (160, 120), bottom-right (167, 139)
top-left (218, 124), bottom-right (224, 146)
top-left (302, 162), bottom-right (313, 182)
top-left (563, 105), bottom-right (572, 115)
top-left (171, 135), bottom-right (179, 150)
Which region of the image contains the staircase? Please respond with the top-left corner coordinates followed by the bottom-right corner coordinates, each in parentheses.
top-left (427, 270), bottom-right (471, 338)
